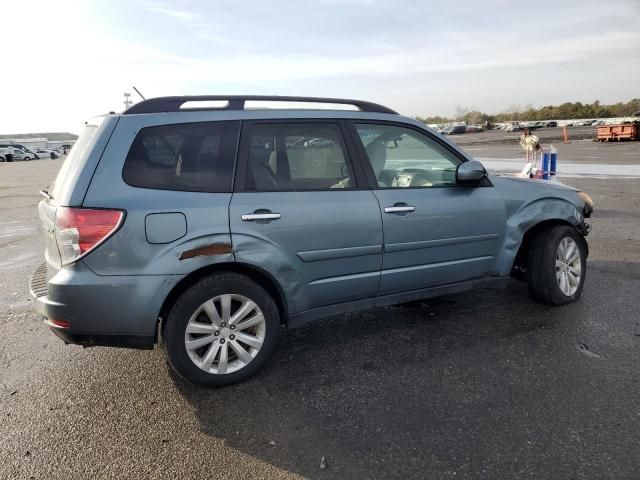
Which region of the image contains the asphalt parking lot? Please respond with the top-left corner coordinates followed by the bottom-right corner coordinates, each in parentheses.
top-left (1, 141), bottom-right (639, 479)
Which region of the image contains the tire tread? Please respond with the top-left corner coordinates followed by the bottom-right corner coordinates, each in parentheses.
top-left (527, 225), bottom-right (587, 305)
top-left (163, 272), bottom-right (280, 387)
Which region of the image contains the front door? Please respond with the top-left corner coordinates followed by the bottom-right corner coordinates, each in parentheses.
top-left (350, 122), bottom-right (506, 295)
top-left (230, 121), bottom-right (383, 314)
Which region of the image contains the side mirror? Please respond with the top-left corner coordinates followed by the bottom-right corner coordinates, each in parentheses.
top-left (456, 160), bottom-right (486, 184)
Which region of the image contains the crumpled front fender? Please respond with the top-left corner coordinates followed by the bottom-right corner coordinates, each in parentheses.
top-left (497, 197), bottom-right (584, 276)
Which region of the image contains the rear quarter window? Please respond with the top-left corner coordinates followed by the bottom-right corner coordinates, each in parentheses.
top-left (123, 121), bottom-right (240, 193)
top-left (50, 122), bottom-right (101, 200)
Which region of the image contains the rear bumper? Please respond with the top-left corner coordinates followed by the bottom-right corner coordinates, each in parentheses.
top-left (45, 327), bottom-right (156, 349)
top-left (29, 261), bottom-right (180, 349)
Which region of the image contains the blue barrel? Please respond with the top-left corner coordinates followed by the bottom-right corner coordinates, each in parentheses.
top-left (542, 152), bottom-right (550, 180)
top-left (550, 151), bottom-right (557, 177)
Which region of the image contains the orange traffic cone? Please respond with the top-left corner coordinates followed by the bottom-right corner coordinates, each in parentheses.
top-left (563, 126), bottom-right (570, 144)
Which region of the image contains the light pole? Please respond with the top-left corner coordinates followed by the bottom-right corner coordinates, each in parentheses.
top-left (123, 92), bottom-right (132, 111)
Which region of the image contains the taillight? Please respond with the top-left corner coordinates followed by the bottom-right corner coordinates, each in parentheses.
top-left (55, 207), bottom-right (124, 265)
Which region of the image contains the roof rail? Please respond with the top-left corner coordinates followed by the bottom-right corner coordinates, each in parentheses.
top-left (123, 95), bottom-right (397, 115)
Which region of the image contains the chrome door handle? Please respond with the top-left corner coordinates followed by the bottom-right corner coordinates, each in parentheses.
top-left (384, 206), bottom-right (415, 213)
top-left (241, 213), bottom-right (281, 221)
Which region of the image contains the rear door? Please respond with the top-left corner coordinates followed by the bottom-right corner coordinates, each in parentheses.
top-left (349, 122), bottom-right (506, 295)
top-left (82, 119), bottom-right (240, 276)
top-left (229, 120), bottom-right (383, 314)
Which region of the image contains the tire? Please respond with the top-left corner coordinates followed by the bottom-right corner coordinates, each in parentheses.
top-left (163, 272), bottom-right (280, 387)
top-left (527, 225), bottom-right (587, 305)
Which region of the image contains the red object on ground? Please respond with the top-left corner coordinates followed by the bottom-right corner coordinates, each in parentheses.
top-left (46, 319), bottom-right (71, 329)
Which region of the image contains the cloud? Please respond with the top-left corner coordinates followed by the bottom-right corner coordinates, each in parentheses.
top-left (138, 1), bottom-right (198, 21)
top-left (0, 0), bottom-right (638, 132)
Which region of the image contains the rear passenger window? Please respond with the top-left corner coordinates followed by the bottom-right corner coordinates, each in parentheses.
top-left (243, 123), bottom-right (355, 191)
top-left (123, 121), bottom-right (239, 192)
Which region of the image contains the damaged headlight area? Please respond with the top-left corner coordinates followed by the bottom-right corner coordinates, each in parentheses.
top-left (577, 191), bottom-right (594, 218)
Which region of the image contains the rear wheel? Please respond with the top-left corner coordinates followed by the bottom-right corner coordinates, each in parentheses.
top-left (163, 272), bottom-right (280, 387)
top-left (527, 225), bottom-right (587, 304)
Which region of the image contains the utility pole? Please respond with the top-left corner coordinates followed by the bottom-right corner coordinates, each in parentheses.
top-left (123, 92), bottom-right (132, 111)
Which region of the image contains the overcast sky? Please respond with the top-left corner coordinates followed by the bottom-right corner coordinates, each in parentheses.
top-left (2, 0), bottom-right (639, 134)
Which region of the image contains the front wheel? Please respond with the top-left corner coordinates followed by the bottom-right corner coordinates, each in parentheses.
top-left (163, 272), bottom-right (280, 387)
top-left (527, 225), bottom-right (587, 305)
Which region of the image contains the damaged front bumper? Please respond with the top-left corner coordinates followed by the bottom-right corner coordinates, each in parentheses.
top-left (577, 220), bottom-right (591, 236)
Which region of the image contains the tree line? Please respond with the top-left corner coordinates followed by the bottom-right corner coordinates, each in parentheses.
top-left (416, 98), bottom-right (640, 125)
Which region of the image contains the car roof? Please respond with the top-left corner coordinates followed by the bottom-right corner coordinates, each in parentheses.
top-left (124, 95), bottom-right (397, 115)
top-left (117, 95), bottom-right (424, 125)
top-left (110, 108), bottom-right (429, 138)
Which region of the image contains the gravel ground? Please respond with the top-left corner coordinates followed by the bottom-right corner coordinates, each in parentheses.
top-left (1, 143), bottom-right (639, 479)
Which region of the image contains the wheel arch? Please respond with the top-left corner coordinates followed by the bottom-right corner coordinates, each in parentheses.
top-left (509, 218), bottom-right (588, 280)
top-left (157, 261), bottom-right (289, 341)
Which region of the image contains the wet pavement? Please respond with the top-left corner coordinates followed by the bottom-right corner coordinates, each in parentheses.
top-left (1, 145), bottom-right (639, 479)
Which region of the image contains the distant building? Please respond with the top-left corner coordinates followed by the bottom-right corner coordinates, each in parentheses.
top-left (1, 137), bottom-right (48, 150)
top-left (47, 139), bottom-right (76, 151)
top-left (0, 137), bottom-right (76, 152)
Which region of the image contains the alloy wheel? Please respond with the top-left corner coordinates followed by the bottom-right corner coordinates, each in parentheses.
top-left (184, 294), bottom-right (266, 374)
top-left (555, 237), bottom-right (581, 296)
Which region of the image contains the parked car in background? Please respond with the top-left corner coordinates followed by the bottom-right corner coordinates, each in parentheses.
top-left (35, 148), bottom-right (60, 159)
top-left (0, 146), bottom-right (13, 162)
top-left (1, 144), bottom-right (39, 158)
top-left (465, 125), bottom-right (484, 133)
top-left (10, 148), bottom-right (35, 161)
top-left (592, 120), bottom-right (605, 126)
top-left (0, 144), bottom-right (17, 159)
top-left (30, 95), bottom-right (594, 387)
top-left (443, 125), bottom-right (466, 135)
top-left (545, 121), bottom-right (558, 128)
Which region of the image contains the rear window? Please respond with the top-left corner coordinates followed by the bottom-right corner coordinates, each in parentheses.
top-left (123, 121), bottom-right (240, 193)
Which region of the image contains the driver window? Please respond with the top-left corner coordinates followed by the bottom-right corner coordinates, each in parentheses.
top-left (354, 124), bottom-right (461, 188)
